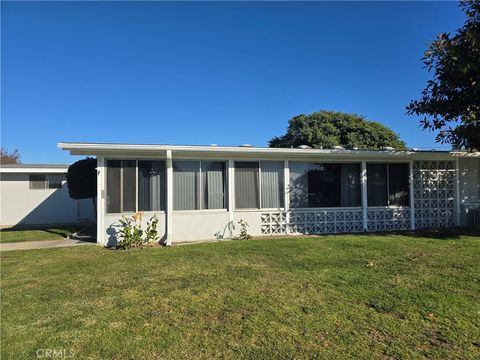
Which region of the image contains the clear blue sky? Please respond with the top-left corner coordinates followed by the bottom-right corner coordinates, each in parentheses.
top-left (1, 1), bottom-right (465, 163)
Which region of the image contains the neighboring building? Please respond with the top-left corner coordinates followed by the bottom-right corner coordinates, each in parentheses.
top-left (0, 164), bottom-right (94, 227)
top-left (58, 142), bottom-right (480, 246)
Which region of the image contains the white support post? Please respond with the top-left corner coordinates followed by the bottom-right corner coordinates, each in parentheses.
top-left (166, 150), bottom-right (173, 245)
top-left (284, 160), bottom-right (290, 233)
top-left (361, 161), bottom-right (368, 231)
top-left (228, 160), bottom-right (235, 223)
top-left (409, 160), bottom-right (415, 230)
top-left (455, 157), bottom-right (461, 226)
top-left (96, 156), bottom-right (105, 245)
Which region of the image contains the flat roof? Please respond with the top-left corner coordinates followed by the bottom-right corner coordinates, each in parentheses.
top-left (58, 142), bottom-right (480, 160)
top-left (0, 163), bottom-right (69, 174)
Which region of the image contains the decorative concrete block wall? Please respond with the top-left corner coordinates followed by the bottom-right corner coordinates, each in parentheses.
top-left (413, 160), bottom-right (455, 229)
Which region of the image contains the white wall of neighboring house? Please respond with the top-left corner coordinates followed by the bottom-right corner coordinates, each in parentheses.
top-left (0, 165), bottom-right (94, 227)
top-left (459, 158), bottom-right (480, 226)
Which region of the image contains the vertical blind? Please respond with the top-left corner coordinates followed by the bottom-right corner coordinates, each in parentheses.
top-left (235, 162), bottom-right (260, 209)
top-left (173, 161), bottom-right (199, 210)
top-left (261, 161), bottom-right (284, 208)
top-left (138, 161), bottom-right (165, 211)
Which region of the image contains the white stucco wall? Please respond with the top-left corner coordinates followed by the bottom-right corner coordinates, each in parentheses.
top-left (459, 158), bottom-right (480, 226)
top-left (0, 173), bottom-right (94, 227)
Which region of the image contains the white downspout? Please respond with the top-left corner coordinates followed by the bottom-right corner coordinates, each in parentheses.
top-left (166, 149), bottom-right (173, 245)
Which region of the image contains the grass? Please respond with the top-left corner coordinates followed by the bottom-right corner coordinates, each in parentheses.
top-left (1, 231), bottom-right (480, 359)
top-left (0, 226), bottom-right (80, 243)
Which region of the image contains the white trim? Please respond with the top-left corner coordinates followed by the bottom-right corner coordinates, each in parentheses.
top-left (228, 160), bottom-right (234, 223)
top-left (0, 167), bottom-right (68, 174)
top-left (361, 160), bottom-right (368, 231)
top-left (166, 150), bottom-right (173, 245)
top-left (409, 160), bottom-right (415, 230)
top-left (97, 156), bottom-right (105, 245)
top-left (58, 142), bottom-right (479, 160)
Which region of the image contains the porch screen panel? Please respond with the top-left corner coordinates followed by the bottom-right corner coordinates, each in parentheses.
top-left (289, 162), bottom-right (309, 208)
top-left (261, 161), bottom-right (284, 208)
top-left (388, 163), bottom-right (410, 206)
top-left (235, 162), bottom-right (259, 209)
top-left (367, 164), bottom-right (388, 206)
top-left (122, 160), bottom-right (136, 212)
top-left (201, 161), bottom-right (226, 209)
top-left (340, 163), bottom-right (361, 207)
top-left (138, 161), bottom-right (165, 211)
top-left (174, 161), bottom-right (199, 210)
top-left (106, 160), bottom-right (121, 213)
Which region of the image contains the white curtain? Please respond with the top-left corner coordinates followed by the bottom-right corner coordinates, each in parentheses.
top-left (202, 161), bottom-right (226, 209)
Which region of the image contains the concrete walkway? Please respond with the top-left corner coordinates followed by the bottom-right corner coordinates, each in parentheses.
top-left (0, 238), bottom-right (96, 252)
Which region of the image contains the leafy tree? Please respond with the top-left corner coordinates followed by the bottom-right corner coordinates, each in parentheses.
top-left (0, 148), bottom-right (21, 164)
top-left (269, 110), bottom-right (406, 150)
top-left (406, 1), bottom-right (480, 150)
top-left (66, 157), bottom-right (97, 217)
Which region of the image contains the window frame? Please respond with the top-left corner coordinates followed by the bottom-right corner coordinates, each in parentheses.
top-left (105, 158), bottom-right (167, 215)
top-left (29, 174), bottom-right (65, 190)
top-left (172, 160), bottom-right (228, 212)
top-left (234, 160), bottom-right (285, 211)
top-left (366, 161), bottom-right (411, 208)
top-left (288, 161), bottom-right (362, 210)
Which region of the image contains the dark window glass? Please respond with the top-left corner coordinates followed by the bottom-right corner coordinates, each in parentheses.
top-left (106, 160), bottom-right (121, 213)
top-left (122, 160), bottom-right (136, 212)
top-left (367, 164), bottom-right (388, 206)
top-left (388, 163), bottom-right (410, 206)
top-left (138, 161), bottom-right (165, 211)
top-left (290, 162), bottom-right (361, 208)
top-left (235, 162), bottom-right (259, 209)
top-left (48, 174), bottom-right (64, 189)
top-left (201, 161), bottom-right (227, 209)
top-left (30, 175), bottom-right (47, 189)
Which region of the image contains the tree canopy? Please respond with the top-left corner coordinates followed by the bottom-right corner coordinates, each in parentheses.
top-left (406, 0), bottom-right (480, 150)
top-left (269, 111), bottom-right (406, 150)
top-left (0, 148), bottom-right (21, 164)
top-left (66, 157), bottom-right (97, 200)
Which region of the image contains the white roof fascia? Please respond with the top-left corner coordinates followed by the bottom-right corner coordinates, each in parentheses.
top-left (0, 167), bottom-right (68, 174)
top-left (57, 142), bottom-right (480, 161)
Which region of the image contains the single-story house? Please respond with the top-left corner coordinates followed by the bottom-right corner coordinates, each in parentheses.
top-left (0, 164), bottom-right (94, 227)
top-left (58, 142), bottom-right (480, 246)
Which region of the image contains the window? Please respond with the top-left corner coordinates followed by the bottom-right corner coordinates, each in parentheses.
top-left (47, 175), bottom-right (64, 189)
top-left (289, 162), bottom-right (361, 208)
top-left (107, 160), bottom-right (166, 213)
top-left (235, 161), bottom-right (284, 209)
top-left (138, 161), bottom-right (165, 211)
top-left (173, 160), bottom-right (227, 210)
top-left (235, 162), bottom-right (260, 209)
top-left (30, 175), bottom-right (47, 189)
top-left (29, 174), bottom-right (65, 189)
top-left (367, 163), bottom-right (410, 207)
top-left (106, 160), bottom-right (136, 213)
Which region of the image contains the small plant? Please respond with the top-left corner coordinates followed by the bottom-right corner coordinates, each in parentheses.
top-left (236, 219), bottom-right (251, 240)
top-left (117, 212), bottom-right (156, 249)
top-left (145, 214), bottom-right (159, 244)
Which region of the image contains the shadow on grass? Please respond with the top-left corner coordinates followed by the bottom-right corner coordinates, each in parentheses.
top-left (363, 227), bottom-right (480, 240)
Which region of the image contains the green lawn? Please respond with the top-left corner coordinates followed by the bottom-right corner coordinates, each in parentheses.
top-left (0, 226), bottom-right (80, 243)
top-left (1, 231), bottom-right (480, 359)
